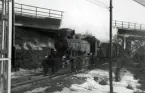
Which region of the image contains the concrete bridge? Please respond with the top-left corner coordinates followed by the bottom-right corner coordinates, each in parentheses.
top-left (113, 20), bottom-right (145, 54)
top-left (0, 3), bottom-right (63, 29)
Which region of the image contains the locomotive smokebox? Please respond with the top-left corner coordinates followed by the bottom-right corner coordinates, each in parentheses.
top-left (58, 28), bottom-right (75, 38)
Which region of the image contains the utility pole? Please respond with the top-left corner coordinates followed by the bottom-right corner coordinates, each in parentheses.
top-left (12, 0), bottom-right (15, 45)
top-left (12, 0), bottom-right (15, 69)
top-left (12, 0), bottom-right (15, 46)
top-left (109, 0), bottom-right (113, 93)
top-left (88, 0), bottom-right (113, 92)
top-left (0, 0), bottom-right (12, 93)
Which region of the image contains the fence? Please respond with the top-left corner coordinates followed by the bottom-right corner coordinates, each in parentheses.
top-left (0, 2), bottom-right (63, 19)
top-left (113, 20), bottom-right (145, 31)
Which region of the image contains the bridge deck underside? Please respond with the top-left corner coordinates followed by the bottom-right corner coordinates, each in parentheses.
top-left (117, 28), bottom-right (145, 54)
top-left (0, 14), bottom-right (61, 29)
top-left (118, 35), bottom-right (145, 41)
top-left (118, 29), bottom-right (145, 37)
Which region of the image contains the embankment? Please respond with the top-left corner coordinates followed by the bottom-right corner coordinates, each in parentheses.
top-left (14, 26), bottom-right (56, 69)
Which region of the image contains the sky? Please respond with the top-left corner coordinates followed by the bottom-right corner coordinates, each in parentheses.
top-left (15, 0), bottom-right (145, 42)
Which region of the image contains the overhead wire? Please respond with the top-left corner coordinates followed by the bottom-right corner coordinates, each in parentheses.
top-left (87, 0), bottom-right (109, 10)
top-left (93, 0), bottom-right (109, 8)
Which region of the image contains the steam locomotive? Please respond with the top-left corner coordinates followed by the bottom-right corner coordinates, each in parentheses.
top-left (42, 28), bottom-right (128, 75)
top-left (42, 28), bottom-right (100, 74)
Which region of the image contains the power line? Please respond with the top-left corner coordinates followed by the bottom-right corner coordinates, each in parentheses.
top-left (87, 0), bottom-right (108, 9)
top-left (87, 0), bottom-right (109, 10)
top-left (94, 0), bottom-right (108, 7)
top-left (87, 0), bottom-right (114, 93)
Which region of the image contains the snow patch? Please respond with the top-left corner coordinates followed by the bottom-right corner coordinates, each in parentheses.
top-left (22, 40), bottom-right (55, 50)
top-left (23, 42), bottom-right (29, 50)
top-left (54, 69), bottom-right (143, 93)
top-left (11, 68), bottom-right (42, 79)
top-left (70, 76), bottom-right (134, 93)
top-left (15, 44), bottom-right (22, 50)
top-left (23, 87), bottom-right (48, 93)
top-left (119, 69), bottom-right (141, 90)
top-left (74, 69), bottom-right (114, 81)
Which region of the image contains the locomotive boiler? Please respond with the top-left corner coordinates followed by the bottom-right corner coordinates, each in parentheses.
top-left (52, 28), bottom-right (101, 72)
top-left (66, 39), bottom-right (91, 71)
top-left (54, 34), bottom-right (91, 71)
top-left (42, 28), bottom-right (100, 74)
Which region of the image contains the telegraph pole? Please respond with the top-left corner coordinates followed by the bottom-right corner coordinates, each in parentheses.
top-left (12, 0), bottom-right (15, 69)
top-left (87, 0), bottom-right (113, 92)
top-left (0, 0), bottom-right (12, 93)
top-left (12, 0), bottom-right (15, 46)
top-left (109, 0), bottom-right (113, 93)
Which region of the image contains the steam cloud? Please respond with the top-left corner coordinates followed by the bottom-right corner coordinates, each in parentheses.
top-left (59, 0), bottom-right (111, 42)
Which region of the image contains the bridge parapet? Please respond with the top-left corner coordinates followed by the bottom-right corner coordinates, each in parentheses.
top-left (0, 2), bottom-right (63, 19)
top-left (113, 20), bottom-right (145, 31)
top-left (0, 2), bottom-right (63, 29)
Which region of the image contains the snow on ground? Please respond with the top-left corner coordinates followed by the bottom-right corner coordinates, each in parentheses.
top-left (23, 87), bottom-right (48, 93)
top-left (75, 69), bottom-right (114, 80)
top-left (21, 68), bottom-right (144, 93)
top-left (11, 68), bottom-right (42, 79)
top-left (53, 68), bottom-right (143, 93)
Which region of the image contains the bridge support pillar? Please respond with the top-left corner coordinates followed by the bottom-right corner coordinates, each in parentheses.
top-left (126, 38), bottom-right (131, 54)
top-left (121, 36), bottom-right (131, 54)
top-left (122, 36), bottom-right (126, 49)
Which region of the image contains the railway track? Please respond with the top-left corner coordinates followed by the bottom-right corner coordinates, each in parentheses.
top-left (11, 72), bottom-right (43, 84)
top-left (11, 62), bottom-right (145, 92)
top-left (11, 63), bottom-right (109, 93)
top-left (11, 69), bottom-right (71, 87)
top-left (11, 72), bottom-right (76, 93)
top-left (11, 72), bottom-right (72, 88)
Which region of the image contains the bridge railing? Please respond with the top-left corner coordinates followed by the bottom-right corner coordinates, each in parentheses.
top-left (113, 20), bottom-right (145, 31)
top-left (0, 2), bottom-right (63, 19)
